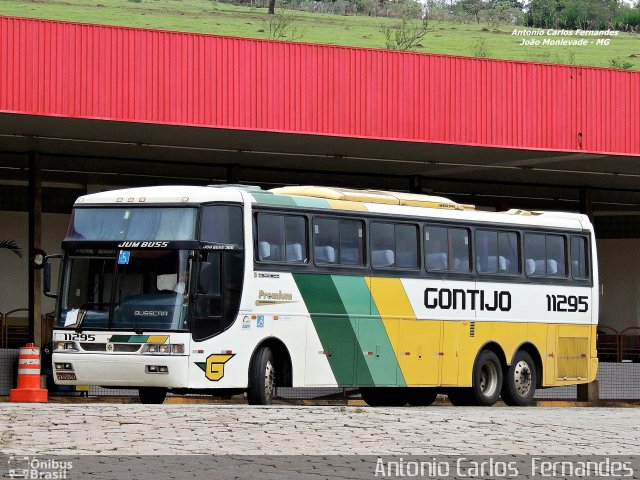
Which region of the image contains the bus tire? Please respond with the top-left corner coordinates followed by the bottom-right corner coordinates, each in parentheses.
top-left (247, 346), bottom-right (275, 406)
top-left (447, 389), bottom-right (474, 406)
top-left (138, 387), bottom-right (167, 404)
top-left (471, 350), bottom-right (503, 406)
top-left (501, 350), bottom-right (536, 406)
top-left (406, 388), bottom-right (438, 407)
top-left (360, 387), bottom-right (408, 407)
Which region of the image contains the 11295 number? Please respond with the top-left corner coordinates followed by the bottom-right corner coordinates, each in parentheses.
top-left (546, 294), bottom-right (588, 312)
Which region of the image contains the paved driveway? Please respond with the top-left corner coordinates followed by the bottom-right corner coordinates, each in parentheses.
top-left (1, 404), bottom-right (637, 455)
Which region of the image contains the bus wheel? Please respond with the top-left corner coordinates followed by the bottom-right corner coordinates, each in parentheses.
top-left (138, 387), bottom-right (167, 404)
top-left (406, 388), bottom-right (438, 407)
top-left (471, 350), bottom-right (503, 406)
top-left (247, 346), bottom-right (275, 406)
top-left (501, 350), bottom-right (537, 406)
top-left (360, 387), bottom-right (408, 407)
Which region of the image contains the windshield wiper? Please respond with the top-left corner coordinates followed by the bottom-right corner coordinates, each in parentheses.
top-left (74, 309), bottom-right (87, 333)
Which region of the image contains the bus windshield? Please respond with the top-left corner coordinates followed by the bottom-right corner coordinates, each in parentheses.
top-left (57, 249), bottom-right (193, 332)
top-left (65, 207), bottom-right (197, 241)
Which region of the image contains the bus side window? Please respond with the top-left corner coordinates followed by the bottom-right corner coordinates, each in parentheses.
top-left (313, 217), bottom-right (364, 266)
top-left (256, 213), bottom-right (285, 262)
top-left (370, 222), bottom-right (395, 268)
top-left (395, 224), bottom-right (419, 269)
top-left (285, 216), bottom-right (307, 263)
top-left (571, 236), bottom-right (589, 279)
top-left (201, 205), bottom-right (243, 245)
top-left (339, 220), bottom-right (364, 265)
top-left (425, 226), bottom-right (448, 271)
top-left (525, 233), bottom-right (566, 277)
top-left (476, 230), bottom-right (518, 274)
top-left (425, 226), bottom-right (470, 272)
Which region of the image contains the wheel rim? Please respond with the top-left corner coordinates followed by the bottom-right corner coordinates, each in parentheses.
top-left (264, 360), bottom-right (275, 399)
top-left (513, 360), bottom-right (532, 397)
top-left (479, 362), bottom-right (498, 398)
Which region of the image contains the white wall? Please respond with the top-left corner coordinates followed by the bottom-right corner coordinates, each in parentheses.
top-left (598, 238), bottom-right (640, 332)
top-left (0, 211), bottom-right (69, 315)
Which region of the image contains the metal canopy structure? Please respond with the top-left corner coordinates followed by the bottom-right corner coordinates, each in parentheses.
top-left (1, 16), bottom-right (640, 343)
top-left (0, 15), bottom-right (639, 200)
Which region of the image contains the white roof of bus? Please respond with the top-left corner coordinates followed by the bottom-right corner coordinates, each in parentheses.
top-left (363, 202), bottom-right (590, 231)
top-left (74, 185), bottom-right (591, 231)
top-left (75, 185), bottom-right (245, 205)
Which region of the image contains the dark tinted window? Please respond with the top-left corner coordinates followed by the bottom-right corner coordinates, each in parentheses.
top-left (571, 236), bottom-right (589, 279)
top-left (257, 213), bottom-right (284, 261)
top-left (370, 222), bottom-right (419, 269)
top-left (256, 213), bottom-right (307, 263)
top-left (425, 226), bottom-right (470, 272)
top-left (285, 216), bottom-right (307, 263)
top-left (524, 233), bottom-right (566, 277)
top-left (476, 230), bottom-right (519, 274)
top-left (314, 217), bottom-right (364, 266)
top-left (201, 205), bottom-right (243, 245)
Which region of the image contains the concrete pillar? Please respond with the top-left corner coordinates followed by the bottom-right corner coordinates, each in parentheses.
top-left (410, 176), bottom-right (422, 194)
top-left (28, 151), bottom-right (42, 347)
top-left (577, 380), bottom-right (599, 404)
top-left (579, 186), bottom-right (593, 219)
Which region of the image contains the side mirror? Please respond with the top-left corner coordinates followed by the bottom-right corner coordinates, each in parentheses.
top-left (43, 254), bottom-right (62, 299)
top-left (198, 262), bottom-right (212, 294)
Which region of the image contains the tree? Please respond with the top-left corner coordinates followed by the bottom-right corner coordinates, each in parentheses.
top-left (382, 16), bottom-right (431, 50)
top-left (268, 0), bottom-right (276, 14)
top-left (0, 240), bottom-right (23, 258)
top-left (459, 0), bottom-right (487, 23)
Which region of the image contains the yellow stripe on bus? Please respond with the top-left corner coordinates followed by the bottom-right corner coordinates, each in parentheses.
top-left (147, 335), bottom-right (169, 344)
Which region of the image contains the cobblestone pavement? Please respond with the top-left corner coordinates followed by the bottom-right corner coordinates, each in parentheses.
top-left (0, 404), bottom-right (638, 456)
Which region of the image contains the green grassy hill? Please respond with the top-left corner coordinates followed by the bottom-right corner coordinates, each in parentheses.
top-left (2, 0), bottom-right (639, 70)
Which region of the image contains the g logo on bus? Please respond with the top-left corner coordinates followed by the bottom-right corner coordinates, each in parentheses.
top-left (195, 354), bottom-right (235, 381)
top-left (106, 343), bottom-right (114, 352)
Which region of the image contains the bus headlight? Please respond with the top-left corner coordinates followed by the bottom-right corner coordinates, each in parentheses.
top-left (142, 343), bottom-right (185, 355)
top-left (55, 342), bottom-right (78, 352)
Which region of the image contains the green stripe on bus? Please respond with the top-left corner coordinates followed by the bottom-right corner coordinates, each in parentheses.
top-left (108, 335), bottom-right (152, 343)
top-left (332, 276), bottom-right (404, 387)
top-left (250, 192), bottom-right (298, 206)
top-left (293, 273), bottom-right (372, 386)
top-left (290, 196), bottom-right (331, 209)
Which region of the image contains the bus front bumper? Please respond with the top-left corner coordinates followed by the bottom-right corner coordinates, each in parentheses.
top-left (52, 353), bottom-right (189, 388)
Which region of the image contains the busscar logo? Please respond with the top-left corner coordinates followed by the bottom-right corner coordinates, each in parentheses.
top-left (134, 310), bottom-right (169, 317)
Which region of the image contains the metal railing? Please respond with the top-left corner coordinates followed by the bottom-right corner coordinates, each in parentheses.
top-left (0, 310), bottom-right (54, 348)
top-left (597, 325), bottom-right (640, 363)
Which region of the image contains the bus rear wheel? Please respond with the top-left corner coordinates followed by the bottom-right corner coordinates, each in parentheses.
top-left (406, 388), bottom-right (438, 407)
top-left (360, 387), bottom-right (408, 407)
top-left (501, 350), bottom-right (537, 406)
top-left (470, 350), bottom-right (503, 406)
top-left (247, 346), bottom-right (275, 405)
top-left (138, 387), bottom-right (167, 404)
top-left (447, 389), bottom-right (474, 406)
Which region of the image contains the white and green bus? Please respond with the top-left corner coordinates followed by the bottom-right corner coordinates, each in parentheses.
top-left (49, 185), bottom-right (598, 406)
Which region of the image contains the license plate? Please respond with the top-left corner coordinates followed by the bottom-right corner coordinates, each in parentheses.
top-left (56, 372), bottom-right (77, 381)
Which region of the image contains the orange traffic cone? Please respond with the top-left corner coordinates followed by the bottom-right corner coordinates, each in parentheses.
top-left (9, 343), bottom-right (48, 403)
